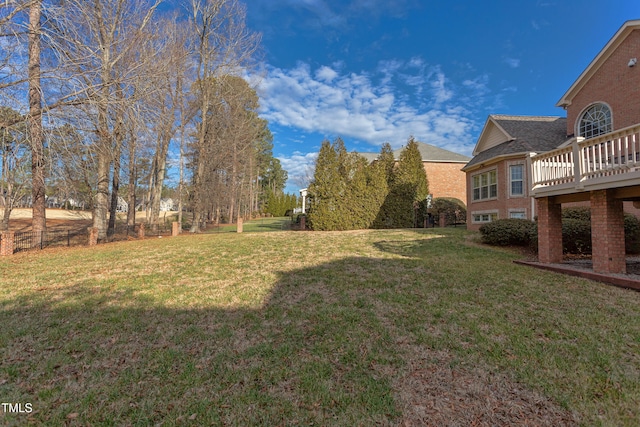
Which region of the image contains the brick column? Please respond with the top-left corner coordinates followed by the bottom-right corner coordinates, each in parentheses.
top-left (237, 217), bottom-right (243, 233)
top-left (172, 221), bottom-right (180, 237)
top-left (0, 231), bottom-right (15, 256)
top-left (87, 227), bottom-right (98, 246)
top-left (537, 197), bottom-right (563, 264)
top-left (299, 216), bottom-right (305, 230)
top-left (591, 190), bottom-right (626, 274)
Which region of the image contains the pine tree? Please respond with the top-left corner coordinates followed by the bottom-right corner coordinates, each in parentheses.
top-left (375, 137), bottom-right (429, 228)
top-left (372, 142), bottom-right (396, 228)
top-left (308, 139), bottom-right (344, 230)
top-left (377, 142), bottom-right (396, 182)
top-left (396, 137), bottom-right (429, 202)
top-left (361, 155), bottom-right (388, 228)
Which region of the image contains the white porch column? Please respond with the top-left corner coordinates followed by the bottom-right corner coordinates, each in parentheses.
top-left (300, 188), bottom-right (308, 214)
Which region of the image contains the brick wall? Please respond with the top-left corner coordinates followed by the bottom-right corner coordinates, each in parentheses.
top-left (465, 157), bottom-right (533, 231)
top-left (423, 162), bottom-right (467, 203)
top-left (537, 197), bottom-right (563, 264)
top-left (0, 231), bottom-right (14, 256)
top-left (566, 29), bottom-right (640, 135)
top-left (591, 190), bottom-right (626, 273)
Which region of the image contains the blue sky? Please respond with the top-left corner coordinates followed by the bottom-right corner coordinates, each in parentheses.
top-left (240, 1), bottom-right (640, 193)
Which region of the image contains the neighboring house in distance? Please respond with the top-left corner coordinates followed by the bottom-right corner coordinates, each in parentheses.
top-left (159, 198), bottom-right (176, 212)
top-left (116, 196), bottom-right (128, 213)
top-left (358, 141), bottom-right (471, 203)
top-left (462, 115), bottom-right (568, 230)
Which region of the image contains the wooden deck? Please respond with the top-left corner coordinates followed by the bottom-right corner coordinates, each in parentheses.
top-left (531, 124), bottom-right (640, 199)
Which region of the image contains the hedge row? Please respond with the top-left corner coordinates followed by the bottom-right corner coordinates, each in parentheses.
top-left (479, 208), bottom-right (640, 254)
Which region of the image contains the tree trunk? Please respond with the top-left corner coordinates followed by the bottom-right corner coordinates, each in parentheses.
top-left (107, 139), bottom-right (122, 232)
top-left (228, 140), bottom-right (238, 224)
top-left (148, 131), bottom-right (171, 227)
top-left (28, 1), bottom-right (46, 240)
top-left (94, 145), bottom-right (111, 240)
top-left (127, 130), bottom-right (137, 227)
top-left (108, 95), bottom-right (125, 232)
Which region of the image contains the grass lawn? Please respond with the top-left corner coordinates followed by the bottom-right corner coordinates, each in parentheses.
top-left (205, 216), bottom-right (293, 233)
top-left (0, 228), bottom-right (639, 426)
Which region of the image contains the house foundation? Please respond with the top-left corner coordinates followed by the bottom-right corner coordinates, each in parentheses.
top-left (536, 190), bottom-right (628, 275)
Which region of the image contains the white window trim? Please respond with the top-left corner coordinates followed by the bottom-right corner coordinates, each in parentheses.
top-left (471, 209), bottom-right (499, 224)
top-left (508, 162), bottom-right (526, 198)
top-left (508, 209), bottom-right (527, 220)
top-left (575, 102), bottom-right (613, 139)
top-left (471, 169), bottom-right (498, 201)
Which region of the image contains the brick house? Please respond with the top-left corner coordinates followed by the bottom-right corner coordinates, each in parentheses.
top-left (359, 141), bottom-right (470, 203)
top-left (466, 19), bottom-right (640, 274)
top-left (462, 115), bottom-right (568, 230)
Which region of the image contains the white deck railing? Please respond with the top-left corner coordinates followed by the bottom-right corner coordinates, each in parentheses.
top-left (531, 124), bottom-right (640, 194)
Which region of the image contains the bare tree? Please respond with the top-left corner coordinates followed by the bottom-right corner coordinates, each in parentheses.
top-left (0, 107), bottom-right (30, 230)
top-left (50, 0), bottom-right (162, 239)
top-left (188, 0), bottom-right (261, 232)
top-left (146, 18), bottom-right (192, 228)
top-left (0, 1), bottom-right (48, 234)
top-left (28, 0), bottom-right (46, 239)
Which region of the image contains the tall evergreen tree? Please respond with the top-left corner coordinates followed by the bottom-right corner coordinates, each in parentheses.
top-left (396, 137), bottom-right (429, 202)
top-left (377, 142), bottom-right (395, 182)
top-left (373, 142), bottom-right (397, 228)
top-left (375, 137), bottom-right (429, 228)
top-left (307, 138), bottom-right (344, 230)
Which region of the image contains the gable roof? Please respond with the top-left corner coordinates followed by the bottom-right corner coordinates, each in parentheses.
top-left (463, 115), bottom-right (568, 171)
top-left (357, 152), bottom-right (379, 163)
top-left (557, 19), bottom-right (640, 108)
top-left (358, 141), bottom-right (470, 163)
top-left (393, 141), bottom-right (470, 163)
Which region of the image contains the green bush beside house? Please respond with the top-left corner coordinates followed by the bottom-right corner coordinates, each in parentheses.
top-left (479, 207), bottom-right (640, 254)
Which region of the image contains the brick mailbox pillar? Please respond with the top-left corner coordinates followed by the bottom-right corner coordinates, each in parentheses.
top-left (172, 221), bottom-right (180, 237)
top-left (87, 227), bottom-right (98, 246)
top-left (237, 217), bottom-right (243, 233)
top-left (0, 231), bottom-right (15, 256)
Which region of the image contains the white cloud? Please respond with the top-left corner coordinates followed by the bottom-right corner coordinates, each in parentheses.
top-left (257, 60), bottom-right (484, 157)
top-left (504, 58), bottom-right (521, 68)
top-left (315, 65), bottom-right (338, 82)
top-left (278, 151), bottom-right (318, 191)
top-left (430, 69), bottom-right (453, 104)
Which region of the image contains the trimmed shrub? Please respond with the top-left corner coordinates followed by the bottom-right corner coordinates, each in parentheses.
top-left (561, 207), bottom-right (591, 221)
top-left (562, 218), bottom-right (591, 254)
top-left (625, 214), bottom-right (640, 254)
top-left (527, 208), bottom-right (640, 254)
top-left (479, 218), bottom-right (536, 246)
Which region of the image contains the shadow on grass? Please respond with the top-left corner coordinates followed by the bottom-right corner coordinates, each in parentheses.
top-left (2, 232), bottom-right (634, 425)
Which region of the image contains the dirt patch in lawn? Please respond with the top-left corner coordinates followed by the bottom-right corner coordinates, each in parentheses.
top-left (395, 348), bottom-right (578, 426)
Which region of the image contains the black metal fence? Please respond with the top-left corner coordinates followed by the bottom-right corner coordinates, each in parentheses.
top-left (102, 224), bottom-right (140, 243)
top-left (14, 229), bottom-right (87, 253)
top-left (11, 222), bottom-right (175, 253)
top-left (147, 223), bottom-right (173, 236)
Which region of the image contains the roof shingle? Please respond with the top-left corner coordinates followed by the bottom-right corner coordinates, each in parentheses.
top-left (464, 115), bottom-right (568, 170)
top-left (358, 141), bottom-right (470, 163)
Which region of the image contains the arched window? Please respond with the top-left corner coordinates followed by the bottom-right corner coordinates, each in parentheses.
top-left (578, 103), bottom-right (612, 139)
